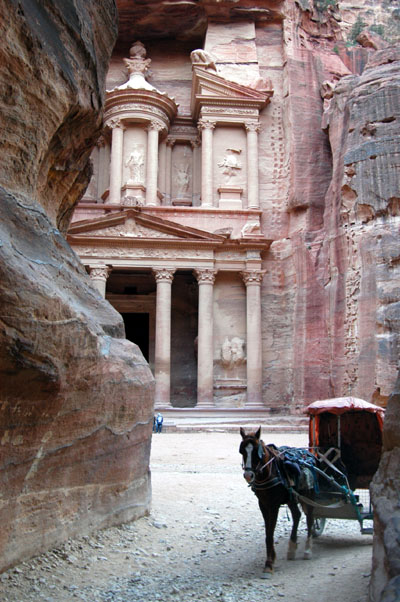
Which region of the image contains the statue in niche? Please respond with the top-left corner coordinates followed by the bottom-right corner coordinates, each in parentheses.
top-left (125, 144), bottom-right (144, 183)
top-left (221, 337), bottom-right (246, 370)
top-left (174, 163), bottom-right (191, 196)
top-left (218, 148), bottom-right (242, 185)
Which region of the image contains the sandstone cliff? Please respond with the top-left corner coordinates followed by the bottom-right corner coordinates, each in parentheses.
top-left (0, 0), bottom-right (154, 571)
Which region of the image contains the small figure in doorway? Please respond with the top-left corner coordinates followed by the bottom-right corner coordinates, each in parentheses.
top-left (155, 412), bottom-right (164, 433)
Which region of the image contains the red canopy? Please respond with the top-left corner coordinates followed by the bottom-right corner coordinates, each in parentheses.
top-left (306, 397), bottom-right (385, 432)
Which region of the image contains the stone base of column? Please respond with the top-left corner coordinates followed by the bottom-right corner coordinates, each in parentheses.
top-left (218, 187), bottom-right (243, 210)
top-left (122, 183), bottom-right (145, 204)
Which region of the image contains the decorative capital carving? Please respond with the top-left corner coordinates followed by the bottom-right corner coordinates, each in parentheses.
top-left (153, 267), bottom-right (176, 283)
top-left (194, 268), bottom-right (217, 284)
top-left (190, 137), bottom-right (201, 149)
top-left (198, 119), bottom-right (216, 132)
top-left (89, 265), bottom-right (112, 281)
top-left (148, 120), bottom-right (165, 133)
top-left (108, 118), bottom-right (125, 131)
top-left (245, 122), bottom-right (261, 133)
top-left (166, 137), bottom-right (176, 148)
top-left (241, 270), bottom-right (265, 286)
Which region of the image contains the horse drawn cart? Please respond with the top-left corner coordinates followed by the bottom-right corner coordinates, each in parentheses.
top-left (306, 397), bottom-right (385, 537)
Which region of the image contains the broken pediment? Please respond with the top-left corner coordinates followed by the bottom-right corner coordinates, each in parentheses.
top-left (191, 64), bottom-right (273, 121)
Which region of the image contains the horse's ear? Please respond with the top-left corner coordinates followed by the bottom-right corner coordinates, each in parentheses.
top-left (240, 427), bottom-right (246, 439)
top-left (255, 426), bottom-right (261, 440)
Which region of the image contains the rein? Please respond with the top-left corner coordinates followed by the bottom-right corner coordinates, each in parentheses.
top-left (245, 443), bottom-right (284, 492)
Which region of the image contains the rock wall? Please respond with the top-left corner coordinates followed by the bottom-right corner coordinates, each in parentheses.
top-left (0, 0), bottom-right (154, 571)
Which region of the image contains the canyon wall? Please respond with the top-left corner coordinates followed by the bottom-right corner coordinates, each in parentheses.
top-left (0, 0), bottom-right (154, 571)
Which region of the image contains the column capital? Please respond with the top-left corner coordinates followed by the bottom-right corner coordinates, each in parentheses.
top-left (108, 118), bottom-right (126, 131)
top-left (148, 120), bottom-right (165, 133)
top-left (241, 270), bottom-right (266, 286)
top-left (166, 137), bottom-right (176, 148)
top-left (245, 121), bottom-right (261, 133)
top-left (198, 118), bottom-right (216, 132)
top-left (190, 137), bottom-right (201, 149)
top-left (194, 268), bottom-right (217, 284)
top-left (89, 265), bottom-right (112, 281)
top-left (153, 267), bottom-right (176, 283)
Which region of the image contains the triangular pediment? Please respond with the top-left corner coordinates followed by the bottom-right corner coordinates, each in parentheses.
top-left (191, 65), bottom-right (273, 119)
top-left (67, 208), bottom-right (226, 243)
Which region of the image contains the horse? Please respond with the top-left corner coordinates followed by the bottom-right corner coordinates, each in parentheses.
top-left (239, 426), bottom-right (316, 577)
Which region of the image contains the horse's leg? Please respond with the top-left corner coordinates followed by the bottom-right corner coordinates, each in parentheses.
top-left (287, 501), bottom-right (301, 560)
top-left (303, 503), bottom-right (314, 559)
top-left (259, 500), bottom-right (279, 577)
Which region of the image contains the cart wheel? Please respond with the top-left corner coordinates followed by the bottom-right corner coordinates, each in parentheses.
top-left (312, 518), bottom-right (326, 538)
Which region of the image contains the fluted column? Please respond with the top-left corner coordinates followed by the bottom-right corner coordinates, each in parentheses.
top-left (146, 121), bottom-right (163, 206)
top-left (241, 270), bottom-right (266, 406)
top-left (194, 268), bottom-right (217, 406)
top-left (109, 119), bottom-right (125, 204)
top-left (89, 265), bottom-right (111, 298)
top-left (198, 119), bottom-right (215, 208)
top-left (245, 122), bottom-right (261, 209)
top-left (153, 267), bottom-right (175, 408)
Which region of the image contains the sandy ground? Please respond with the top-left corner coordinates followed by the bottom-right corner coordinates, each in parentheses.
top-left (0, 431), bottom-right (372, 601)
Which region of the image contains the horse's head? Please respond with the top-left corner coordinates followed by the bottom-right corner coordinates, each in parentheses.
top-left (239, 426), bottom-right (265, 484)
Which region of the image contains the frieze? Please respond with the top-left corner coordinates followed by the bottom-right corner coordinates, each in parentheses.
top-left (201, 107), bottom-right (259, 116)
top-left (73, 246), bottom-right (213, 260)
top-left (106, 104), bottom-right (168, 120)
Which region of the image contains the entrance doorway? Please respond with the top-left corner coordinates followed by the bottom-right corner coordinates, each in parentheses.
top-left (121, 313), bottom-right (149, 361)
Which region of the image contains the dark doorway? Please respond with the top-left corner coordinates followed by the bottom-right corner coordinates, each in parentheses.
top-left (121, 313), bottom-right (149, 361)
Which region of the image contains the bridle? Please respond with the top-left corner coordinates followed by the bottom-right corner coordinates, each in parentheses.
top-left (241, 439), bottom-right (283, 491)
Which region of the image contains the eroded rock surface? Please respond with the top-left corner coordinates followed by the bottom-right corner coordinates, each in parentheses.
top-left (0, 0), bottom-right (154, 572)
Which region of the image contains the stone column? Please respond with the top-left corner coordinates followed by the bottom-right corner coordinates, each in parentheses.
top-left (97, 135), bottom-right (107, 202)
top-left (198, 119), bottom-right (215, 208)
top-left (108, 119), bottom-right (125, 204)
top-left (158, 139), bottom-right (167, 201)
top-left (146, 121), bottom-right (163, 206)
top-left (245, 122), bottom-right (261, 210)
top-left (191, 138), bottom-right (201, 206)
top-left (89, 265), bottom-right (111, 298)
top-left (165, 138), bottom-right (175, 205)
top-left (241, 270), bottom-right (266, 406)
top-left (153, 267), bottom-right (175, 408)
top-left (194, 268), bottom-right (217, 407)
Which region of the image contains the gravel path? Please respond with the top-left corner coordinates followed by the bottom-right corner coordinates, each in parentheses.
top-left (0, 431), bottom-right (372, 601)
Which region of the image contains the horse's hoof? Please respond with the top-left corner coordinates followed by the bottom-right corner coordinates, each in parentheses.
top-left (261, 570), bottom-right (273, 579)
top-left (303, 550), bottom-right (312, 560)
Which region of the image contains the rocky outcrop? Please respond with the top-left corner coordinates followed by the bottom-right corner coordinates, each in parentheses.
top-left (370, 375), bottom-right (400, 601)
top-left (0, 0), bottom-right (154, 571)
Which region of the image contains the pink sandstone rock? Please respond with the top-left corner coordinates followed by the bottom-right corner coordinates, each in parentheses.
top-left (0, 0), bottom-right (154, 572)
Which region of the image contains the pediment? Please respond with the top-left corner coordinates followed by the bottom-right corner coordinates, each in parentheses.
top-left (191, 65), bottom-right (273, 119)
top-left (67, 208), bottom-right (226, 243)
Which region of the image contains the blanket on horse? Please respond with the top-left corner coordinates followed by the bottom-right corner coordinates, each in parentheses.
top-left (275, 446), bottom-right (319, 494)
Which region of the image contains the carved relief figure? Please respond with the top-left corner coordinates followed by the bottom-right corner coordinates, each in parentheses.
top-left (125, 144), bottom-right (144, 183)
top-left (174, 163), bottom-right (191, 196)
top-left (218, 148), bottom-right (242, 184)
top-left (221, 337), bottom-right (246, 369)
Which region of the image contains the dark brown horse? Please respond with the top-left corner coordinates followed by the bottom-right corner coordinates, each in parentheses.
top-left (239, 427), bottom-right (315, 577)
